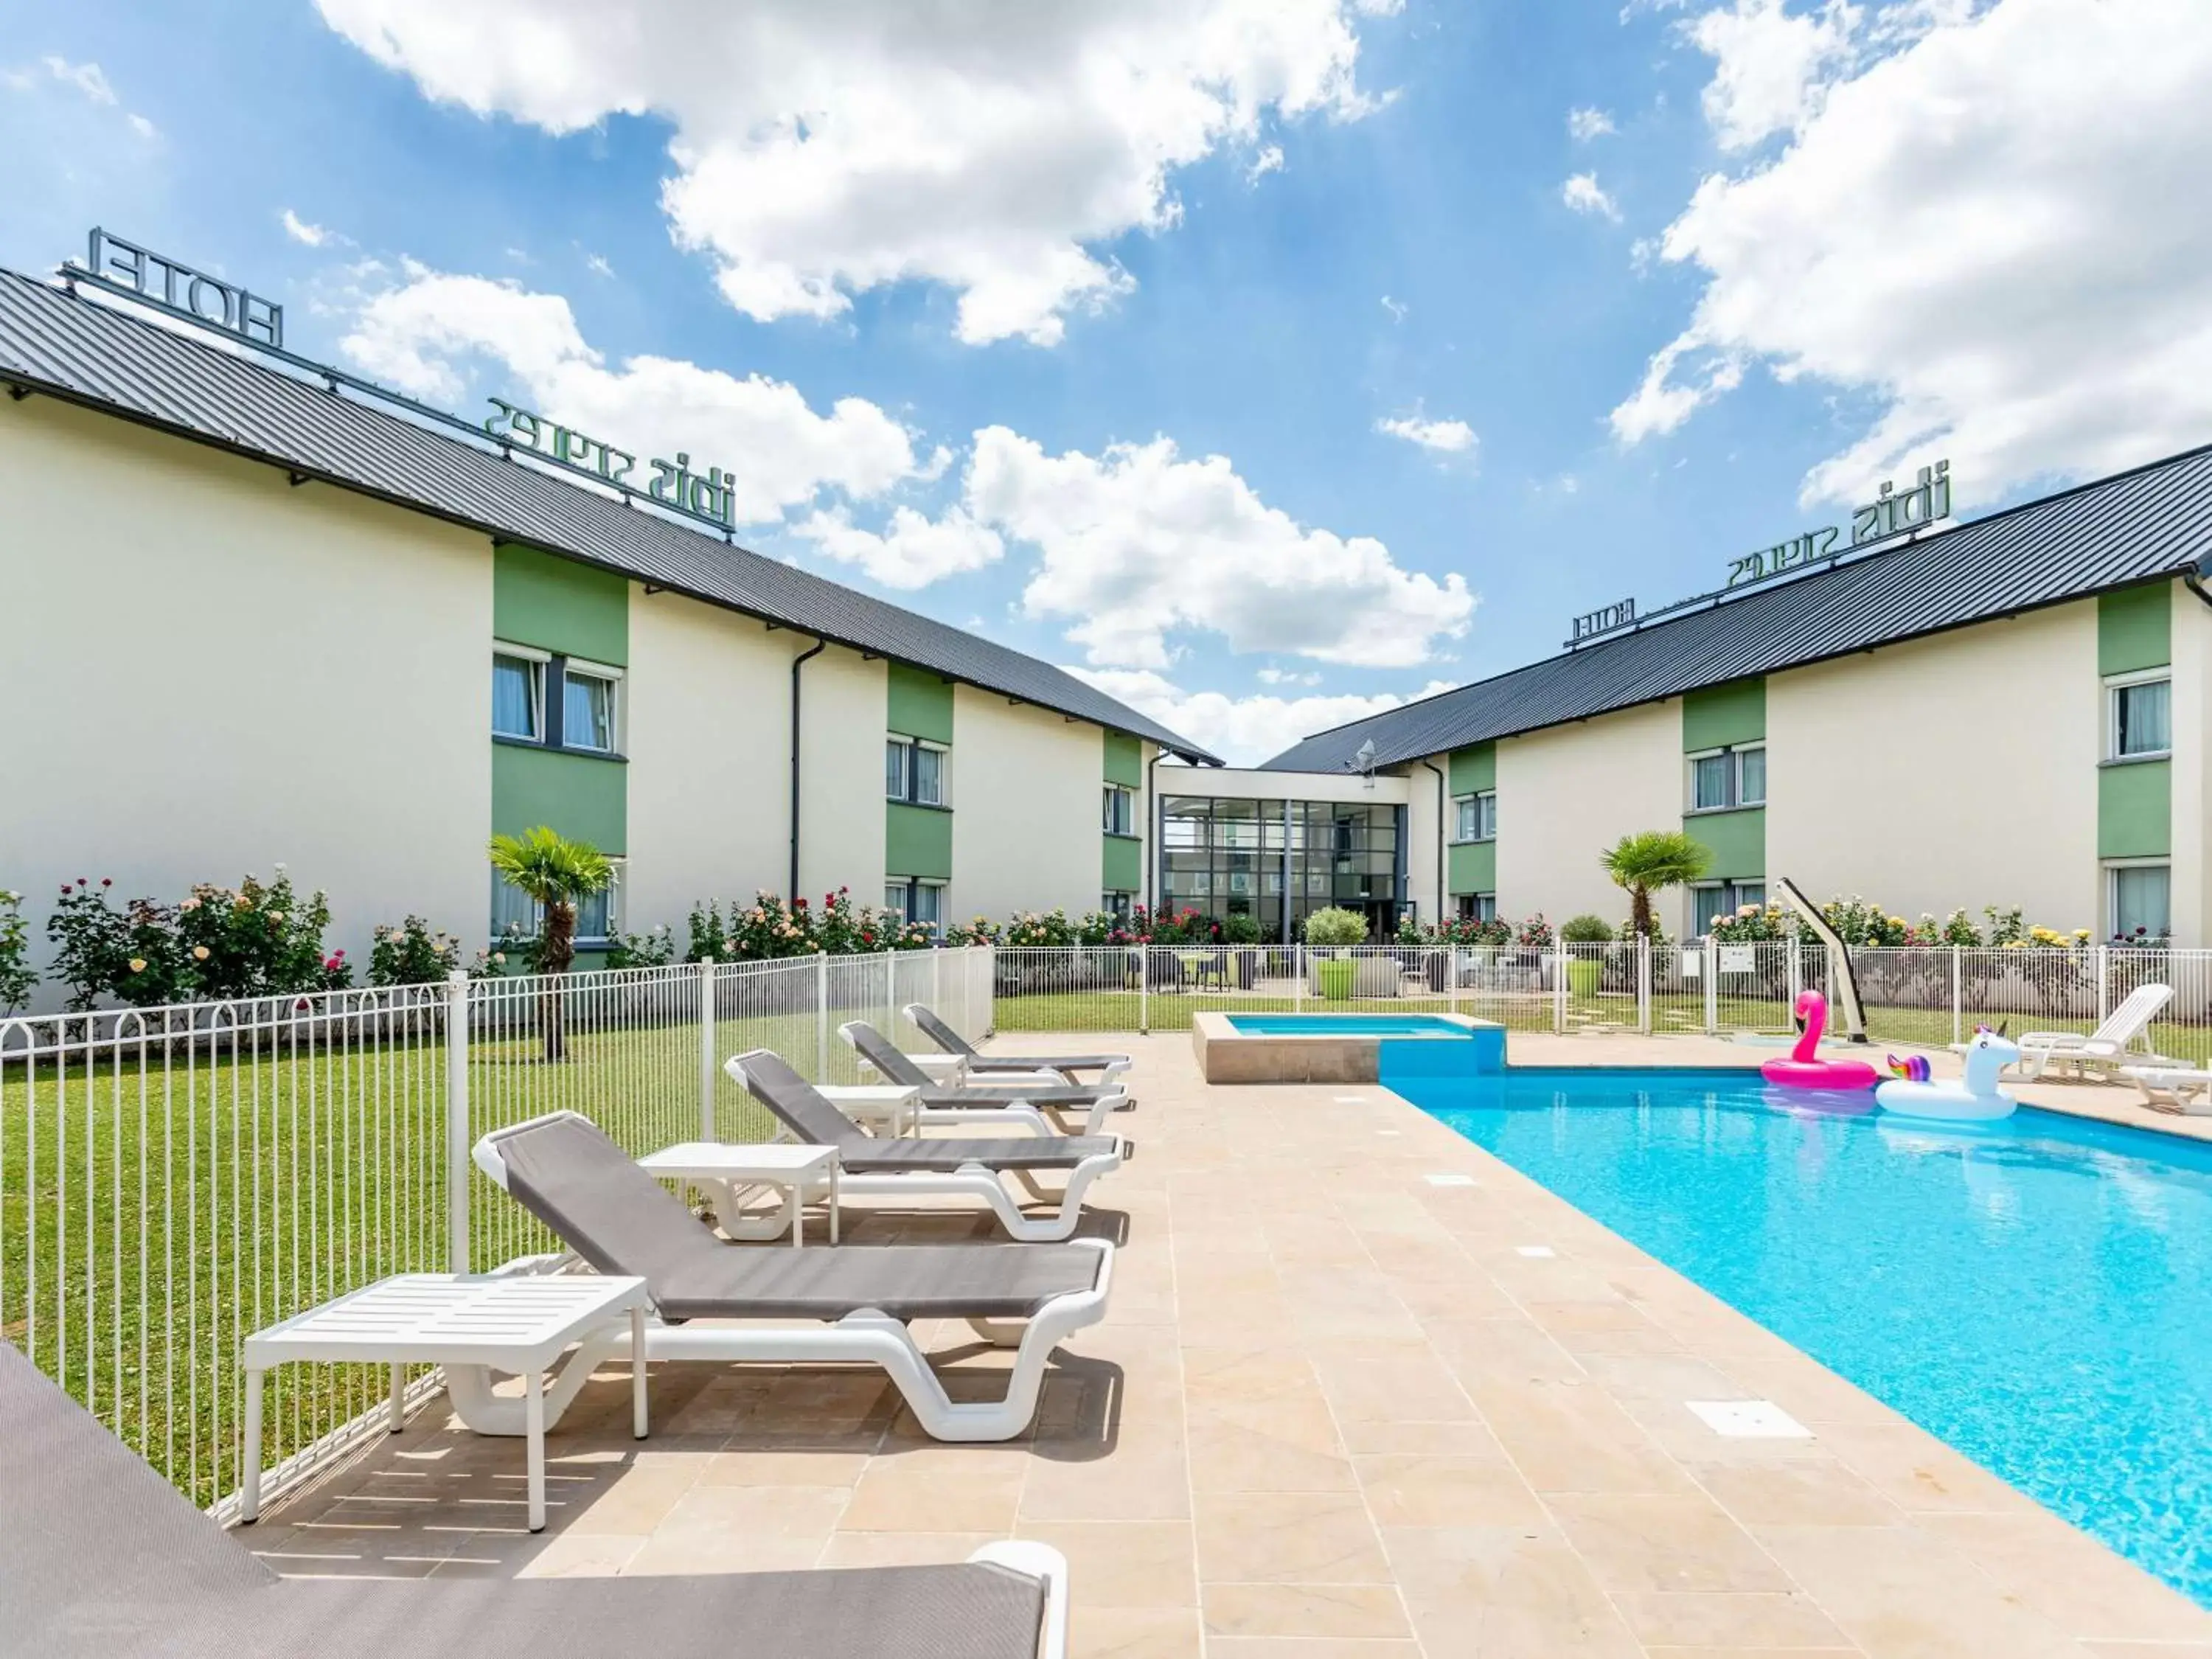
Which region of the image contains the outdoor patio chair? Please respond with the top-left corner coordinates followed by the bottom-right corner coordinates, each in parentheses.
top-left (728, 1050), bottom-right (1126, 1242)
top-left (0, 1338), bottom-right (1070, 1659)
top-left (2011, 982), bottom-right (2175, 1080)
top-left (2123, 1064), bottom-right (2212, 1114)
top-left (473, 1111), bottom-right (1113, 1440)
top-left (841, 1019), bottom-right (1127, 1136)
top-left (904, 1004), bottom-right (1134, 1091)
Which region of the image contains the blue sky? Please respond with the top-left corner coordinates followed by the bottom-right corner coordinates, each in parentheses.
top-left (7, 0), bottom-right (2209, 761)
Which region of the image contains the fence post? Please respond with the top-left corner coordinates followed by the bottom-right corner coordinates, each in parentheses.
top-left (1703, 936), bottom-right (1719, 1035)
top-left (1553, 939), bottom-right (1566, 1034)
top-left (1787, 933), bottom-right (1802, 1015)
top-left (1448, 947), bottom-right (1459, 1018)
top-left (815, 953), bottom-right (830, 1080)
top-left (444, 971), bottom-right (470, 1274)
top-left (2096, 945), bottom-right (2111, 1026)
top-left (698, 957), bottom-right (717, 1141)
top-left (931, 948), bottom-right (943, 1025)
top-left (1950, 947), bottom-right (1963, 1048)
top-left (1139, 947), bottom-right (1150, 1034)
top-left (1637, 934), bottom-right (1652, 1034)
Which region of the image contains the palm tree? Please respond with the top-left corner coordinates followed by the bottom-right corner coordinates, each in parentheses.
top-left (1600, 830), bottom-right (1711, 939)
top-left (487, 827), bottom-right (612, 1060)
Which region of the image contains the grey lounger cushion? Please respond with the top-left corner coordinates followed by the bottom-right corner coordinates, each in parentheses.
top-left (498, 1113), bottom-right (1105, 1321)
top-left (2, 1341), bottom-right (1046, 1659)
top-left (739, 1049), bottom-right (1124, 1169)
top-left (846, 1021), bottom-right (1117, 1107)
top-left (905, 1005), bottom-right (1127, 1072)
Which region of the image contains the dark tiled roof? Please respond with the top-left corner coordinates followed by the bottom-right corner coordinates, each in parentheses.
top-left (0, 268), bottom-right (1219, 762)
top-left (1264, 444), bottom-right (2212, 773)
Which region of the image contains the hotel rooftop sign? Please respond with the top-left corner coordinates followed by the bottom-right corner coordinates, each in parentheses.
top-left (1565, 461), bottom-right (1953, 649)
top-left (61, 226), bottom-right (739, 535)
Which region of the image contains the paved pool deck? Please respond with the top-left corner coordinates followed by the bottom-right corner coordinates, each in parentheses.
top-left (240, 1031), bottom-right (2212, 1658)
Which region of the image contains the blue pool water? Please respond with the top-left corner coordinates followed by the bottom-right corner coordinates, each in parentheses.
top-left (1402, 1066), bottom-right (2212, 1603)
top-left (1227, 1014), bottom-right (1470, 1035)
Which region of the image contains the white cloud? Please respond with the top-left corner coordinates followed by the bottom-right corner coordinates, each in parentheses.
top-left (1686, 0), bottom-right (1860, 150)
top-left (1246, 143), bottom-right (1286, 184)
top-left (1257, 666), bottom-right (1323, 686)
top-left (790, 504), bottom-right (1004, 589)
top-left (41, 55), bottom-right (114, 105)
top-left (584, 251), bottom-right (615, 279)
top-left (1617, 0), bottom-right (2212, 502)
top-left (1561, 172), bottom-right (1621, 221)
top-left (126, 111), bottom-right (155, 138)
top-left (316, 0), bottom-right (1391, 347)
top-left (965, 426), bottom-right (1474, 671)
top-left (339, 267), bottom-right (928, 522)
top-left (1568, 105), bottom-right (1616, 140)
top-left (1375, 411), bottom-right (1479, 455)
top-left (1071, 667), bottom-right (1455, 767)
top-left (282, 209), bottom-right (330, 247)
top-left (1380, 294), bottom-right (1408, 322)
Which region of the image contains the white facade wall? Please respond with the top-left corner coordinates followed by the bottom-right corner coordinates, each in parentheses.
top-left (2171, 587), bottom-right (2212, 947)
top-left (1402, 764), bottom-right (1447, 926)
top-left (1767, 601), bottom-right (2101, 931)
top-left (796, 646), bottom-right (889, 906)
top-left (0, 396), bottom-right (490, 1006)
top-left (625, 591), bottom-right (801, 926)
top-left (950, 686), bottom-right (1105, 920)
top-left (1495, 700), bottom-right (1686, 928)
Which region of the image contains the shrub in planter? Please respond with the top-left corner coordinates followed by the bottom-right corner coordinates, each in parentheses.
top-left (1561, 914), bottom-right (1611, 996)
top-left (1302, 907), bottom-right (1369, 948)
top-left (0, 888), bottom-right (35, 1015)
top-left (1315, 959), bottom-right (1357, 1000)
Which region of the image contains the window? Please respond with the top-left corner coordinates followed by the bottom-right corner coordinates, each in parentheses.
top-left (490, 871), bottom-right (539, 941)
top-left (1103, 891), bottom-right (1133, 919)
top-left (1455, 892), bottom-right (1498, 923)
top-left (885, 878), bottom-right (946, 934)
top-left (1453, 791), bottom-right (1497, 843)
top-left (1689, 880), bottom-right (1766, 937)
top-left (562, 665), bottom-right (619, 754)
top-left (1102, 784), bottom-right (1135, 836)
top-left (886, 737), bottom-right (949, 806)
top-left (2109, 863), bottom-right (2171, 942)
top-left (490, 862), bottom-right (622, 944)
top-left (492, 651), bottom-right (543, 740)
top-left (1688, 745), bottom-right (1766, 812)
top-left (2110, 674), bottom-right (2172, 760)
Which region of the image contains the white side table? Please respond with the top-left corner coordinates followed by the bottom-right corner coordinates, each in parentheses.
top-left (638, 1141), bottom-right (841, 1245)
top-left (903, 1052), bottom-right (969, 1087)
top-left (241, 1273), bottom-right (650, 1532)
top-left (815, 1082), bottom-right (923, 1136)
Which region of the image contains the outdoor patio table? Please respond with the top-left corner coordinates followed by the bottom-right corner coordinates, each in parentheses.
top-left (241, 1272), bottom-right (650, 1533)
top-left (637, 1140), bottom-right (840, 1245)
top-left (813, 1082), bottom-right (923, 1135)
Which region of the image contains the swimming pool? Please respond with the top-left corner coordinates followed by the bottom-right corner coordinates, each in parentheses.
top-left (1402, 1065), bottom-right (2212, 1604)
top-left (1225, 1014), bottom-right (1472, 1036)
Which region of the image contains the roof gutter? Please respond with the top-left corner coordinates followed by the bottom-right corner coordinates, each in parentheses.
top-left (789, 639), bottom-right (827, 900)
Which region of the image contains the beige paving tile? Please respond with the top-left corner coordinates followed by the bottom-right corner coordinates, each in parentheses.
top-left (1613, 1590), bottom-right (1853, 1648)
top-left (1020, 1451), bottom-right (1193, 1521)
top-left (1548, 1492), bottom-right (1795, 1593)
top-left (1202, 1582), bottom-right (1413, 1639)
top-left (1687, 1458), bottom-right (1905, 1527)
top-left (1383, 1524), bottom-right (1648, 1658)
top-left (1194, 1490), bottom-right (1394, 1586)
top-left (1069, 1605), bottom-right (1205, 1658)
top-left (1024, 1520), bottom-right (1200, 1610)
top-left (1354, 1453), bottom-right (1550, 1529)
top-left (1921, 1511), bottom-right (2212, 1643)
top-left (817, 1531), bottom-right (1001, 1568)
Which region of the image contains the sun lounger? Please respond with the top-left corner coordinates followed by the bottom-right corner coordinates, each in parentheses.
top-left (473, 1112), bottom-right (1112, 1440)
top-left (2124, 1065), bottom-right (2212, 1113)
top-left (904, 1004), bottom-right (1133, 1092)
top-left (1, 1338), bottom-right (1069, 1659)
top-left (727, 1050), bottom-right (1126, 1242)
top-left (842, 1020), bottom-right (1126, 1135)
top-left (2014, 982), bottom-right (2174, 1079)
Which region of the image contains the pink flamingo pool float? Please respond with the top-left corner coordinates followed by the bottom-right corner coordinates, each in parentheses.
top-left (1761, 990), bottom-right (1879, 1091)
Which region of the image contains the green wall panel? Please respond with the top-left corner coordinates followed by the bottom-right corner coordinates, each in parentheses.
top-left (1682, 680), bottom-right (1766, 751)
top-left (1447, 742), bottom-right (1495, 796)
top-left (886, 802), bottom-right (953, 879)
top-left (2098, 583), bottom-right (2171, 675)
top-left (493, 745), bottom-right (627, 853)
top-left (887, 662), bottom-right (955, 742)
top-left (1102, 835), bottom-right (1142, 892)
top-left (2099, 761), bottom-right (2171, 859)
top-left (1104, 731), bottom-right (1143, 787)
top-left (493, 542), bottom-right (628, 664)
top-left (1447, 839), bottom-right (1497, 896)
top-left (1686, 807), bottom-right (1764, 880)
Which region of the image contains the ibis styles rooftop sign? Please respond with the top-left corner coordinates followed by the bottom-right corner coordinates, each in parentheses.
top-left (1566, 461), bottom-right (1953, 648)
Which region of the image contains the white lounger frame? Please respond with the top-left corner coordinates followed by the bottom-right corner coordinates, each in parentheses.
top-left (726, 1055), bottom-right (1123, 1239)
top-left (838, 1023), bottom-right (1126, 1136)
top-left (2124, 1065), bottom-right (2212, 1113)
top-left (469, 1112), bottom-right (1114, 1444)
top-left (903, 1004), bottom-right (1134, 1095)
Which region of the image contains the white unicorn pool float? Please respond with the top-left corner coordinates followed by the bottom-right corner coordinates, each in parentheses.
top-left (1874, 1027), bottom-right (2020, 1122)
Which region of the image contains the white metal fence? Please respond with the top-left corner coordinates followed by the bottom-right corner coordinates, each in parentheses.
top-left (989, 940), bottom-right (2212, 1062)
top-left (0, 949), bottom-right (994, 1515)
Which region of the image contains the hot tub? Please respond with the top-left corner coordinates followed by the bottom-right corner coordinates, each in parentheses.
top-left (1191, 1010), bottom-right (1506, 1085)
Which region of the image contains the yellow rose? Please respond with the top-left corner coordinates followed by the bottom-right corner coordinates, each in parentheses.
top-left (128, 957), bottom-right (147, 973)
top-left (192, 946), bottom-right (209, 961)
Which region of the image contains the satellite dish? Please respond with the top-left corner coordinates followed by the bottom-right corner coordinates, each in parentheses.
top-left (1354, 738), bottom-right (1377, 789)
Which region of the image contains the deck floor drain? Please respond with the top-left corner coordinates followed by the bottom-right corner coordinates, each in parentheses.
top-left (1514, 1245), bottom-right (1556, 1258)
top-left (1425, 1172), bottom-right (1478, 1187)
top-left (1687, 1399), bottom-right (1810, 1439)
top-left (1375, 1128), bottom-right (1402, 1136)
top-left (1333, 1095), bottom-right (1367, 1104)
